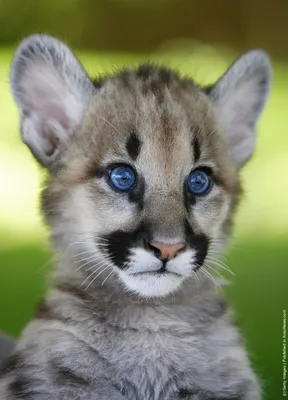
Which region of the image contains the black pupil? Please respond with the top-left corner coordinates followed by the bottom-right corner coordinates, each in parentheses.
top-left (195, 175), bottom-right (205, 186)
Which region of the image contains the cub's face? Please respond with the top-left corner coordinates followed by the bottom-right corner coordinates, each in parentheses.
top-left (44, 75), bottom-right (240, 297)
top-left (10, 36), bottom-right (271, 297)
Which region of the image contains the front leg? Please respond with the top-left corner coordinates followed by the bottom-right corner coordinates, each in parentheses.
top-left (0, 353), bottom-right (125, 400)
top-left (172, 354), bottom-right (261, 400)
top-left (175, 393), bottom-right (240, 400)
top-left (173, 388), bottom-right (258, 400)
top-left (0, 374), bottom-right (124, 400)
top-left (0, 325), bottom-right (125, 400)
top-left (173, 375), bottom-right (261, 400)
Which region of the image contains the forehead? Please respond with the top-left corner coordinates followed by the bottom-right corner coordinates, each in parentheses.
top-left (66, 66), bottom-right (234, 188)
top-left (81, 67), bottom-right (218, 155)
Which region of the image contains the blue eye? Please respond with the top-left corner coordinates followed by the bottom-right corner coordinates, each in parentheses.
top-left (108, 165), bottom-right (136, 191)
top-left (187, 170), bottom-right (212, 195)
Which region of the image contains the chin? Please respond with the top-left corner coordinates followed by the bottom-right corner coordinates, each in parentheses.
top-left (118, 270), bottom-right (185, 298)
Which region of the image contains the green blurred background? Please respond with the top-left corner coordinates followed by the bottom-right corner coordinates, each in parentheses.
top-left (0, 1), bottom-right (287, 399)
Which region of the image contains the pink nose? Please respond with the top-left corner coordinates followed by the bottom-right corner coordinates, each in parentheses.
top-left (149, 242), bottom-right (185, 260)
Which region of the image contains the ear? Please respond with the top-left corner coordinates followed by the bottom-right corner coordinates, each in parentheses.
top-left (207, 50), bottom-right (272, 168)
top-left (10, 34), bottom-right (96, 168)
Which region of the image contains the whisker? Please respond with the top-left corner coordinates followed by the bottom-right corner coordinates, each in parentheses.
top-left (69, 236), bottom-right (109, 246)
top-left (203, 262), bottom-right (224, 278)
top-left (69, 239), bottom-right (108, 247)
top-left (85, 259), bottom-right (108, 272)
top-left (76, 255), bottom-right (102, 271)
top-left (76, 255), bottom-right (100, 265)
top-left (33, 256), bottom-right (55, 275)
top-left (199, 267), bottom-right (210, 281)
top-left (101, 269), bottom-right (115, 286)
top-left (73, 250), bottom-right (97, 258)
top-left (206, 255), bottom-right (230, 266)
top-left (81, 269), bottom-right (97, 288)
top-left (73, 249), bottom-right (95, 257)
top-left (72, 233), bottom-right (109, 241)
top-left (69, 241), bottom-right (92, 247)
top-left (209, 254), bottom-right (230, 262)
top-left (80, 264), bottom-right (105, 287)
top-left (205, 257), bottom-right (235, 276)
top-left (203, 266), bottom-right (223, 289)
top-left (200, 267), bottom-right (222, 292)
top-left (193, 269), bottom-right (201, 287)
top-left (207, 252), bottom-right (228, 261)
top-left (203, 263), bottom-right (223, 278)
top-left (85, 265), bottom-right (111, 291)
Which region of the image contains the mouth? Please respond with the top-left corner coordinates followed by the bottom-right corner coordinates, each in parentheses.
top-left (118, 265), bottom-right (185, 298)
top-left (131, 269), bottom-right (182, 277)
top-left (130, 259), bottom-right (183, 277)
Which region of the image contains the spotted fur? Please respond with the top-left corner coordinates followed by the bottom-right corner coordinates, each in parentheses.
top-left (0, 35), bottom-right (271, 399)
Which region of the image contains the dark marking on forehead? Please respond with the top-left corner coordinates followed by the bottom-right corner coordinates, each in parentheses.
top-left (126, 133), bottom-right (141, 160)
top-left (136, 64), bottom-right (174, 86)
top-left (136, 64), bottom-right (154, 80)
top-left (136, 64), bottom-right (176, 100)
top-left (118, 69), bottom-right (134, 90)
top-left (192, 136), bottom-right (201, 163)
top-left (160, 108), bottom-right (171, 136)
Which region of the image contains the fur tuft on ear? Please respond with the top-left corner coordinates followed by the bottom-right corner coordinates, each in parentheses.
top-left (207, 50), bottom-right (272, 168)
top-left (10, 34), bottom-right (95, 168)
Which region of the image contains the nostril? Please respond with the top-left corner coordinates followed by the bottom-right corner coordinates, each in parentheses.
top-left (147, 242), bottom-right (162, 259)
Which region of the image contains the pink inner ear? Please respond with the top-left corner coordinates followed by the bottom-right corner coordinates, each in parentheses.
top-left (214, 77), bottom-right (266, 167)
top-left (230, 103), bottom-right (250, 124)
top-left (43, 131), bottom-right (58, 156)
top-left (45, 104), bottom-right (70, 130)
top-left (21, 63), bottom-right (81, 131)
top-left (220, 77), bottom-right (261, 127)
top-left (17, 62), bottom-right (86, 166)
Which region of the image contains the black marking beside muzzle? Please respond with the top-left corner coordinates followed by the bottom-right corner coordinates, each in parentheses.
top-left (103, 223), bottom-right (151, 269)
top-left (102, 220), bottom-right (209, 271)
top-left (184, 220), bottom-right (209, 269)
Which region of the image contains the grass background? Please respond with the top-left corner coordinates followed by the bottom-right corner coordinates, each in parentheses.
top-left (0, 46), bottom-right (287, 399)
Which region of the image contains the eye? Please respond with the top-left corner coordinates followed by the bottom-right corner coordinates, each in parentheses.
top-left (187, 169), bottom-right (212, 195)
top-left (108, 165), bottom-right (136, 191)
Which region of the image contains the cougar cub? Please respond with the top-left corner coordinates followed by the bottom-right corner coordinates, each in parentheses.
top-left (0, 35), bottom-right (271, 399)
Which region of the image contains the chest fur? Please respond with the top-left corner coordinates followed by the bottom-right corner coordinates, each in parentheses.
top-left (91, 325), bottom-right (213, 399)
